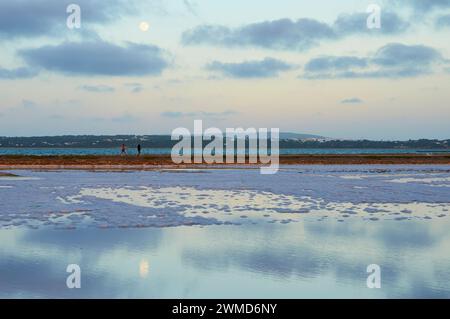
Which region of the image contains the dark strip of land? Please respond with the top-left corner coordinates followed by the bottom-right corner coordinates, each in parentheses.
top-left (0, 154), bottom-right (449, 169)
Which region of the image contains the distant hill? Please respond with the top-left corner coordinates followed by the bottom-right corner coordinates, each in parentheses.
top-left (0, 135), bottom-right (448, 149)
top-left (279, 132), bottom-right (327, 140)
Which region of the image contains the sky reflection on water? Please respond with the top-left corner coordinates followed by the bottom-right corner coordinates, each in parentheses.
top-left (1, 217), bottom-right (450, 298)
top-left (1, 166), bottom-right (449, 298)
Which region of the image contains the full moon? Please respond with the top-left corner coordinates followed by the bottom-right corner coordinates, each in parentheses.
top-left (139, 21), bottom-right (150, 32)
top-left (139, 260), bottom-right (149, 278)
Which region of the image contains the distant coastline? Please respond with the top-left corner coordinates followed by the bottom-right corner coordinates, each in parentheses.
top-left (0, 135), bottom-right (449, 149)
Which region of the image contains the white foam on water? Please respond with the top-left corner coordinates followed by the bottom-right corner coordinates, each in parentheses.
top-left (388, 177), bottom-right (450, 184)
top-left (0, 177), bottom-right (40, 181)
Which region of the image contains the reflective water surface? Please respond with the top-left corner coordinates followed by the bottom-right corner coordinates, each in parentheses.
top-left (1, 219), bottom-right (450, 298)
top-left (0, 147), bottom-right (448, 156)
top-left (1, 166), bottom-right (449, 298)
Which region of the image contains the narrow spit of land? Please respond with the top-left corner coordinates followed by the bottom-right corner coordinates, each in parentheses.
top-left (0, 154), bottom-right (449, 170)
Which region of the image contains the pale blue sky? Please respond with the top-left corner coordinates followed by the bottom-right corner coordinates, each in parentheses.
top-left (0, 0), bottom-right (449, 139)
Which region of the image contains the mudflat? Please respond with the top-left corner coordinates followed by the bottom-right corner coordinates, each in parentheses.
top-left (0, 154), bottom-right (449, 169)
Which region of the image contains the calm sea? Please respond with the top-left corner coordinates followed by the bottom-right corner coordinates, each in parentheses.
top-left (0, 148), bottom-right (449, 156)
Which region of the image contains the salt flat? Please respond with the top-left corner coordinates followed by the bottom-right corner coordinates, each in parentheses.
top-left (0, 165), bottom-right (449, 229)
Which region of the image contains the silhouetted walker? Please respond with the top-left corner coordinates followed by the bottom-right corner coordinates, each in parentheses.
top-left (137, 144), bottom-right (142, 156)
top-left (121, 144), bottom-right (127, 155)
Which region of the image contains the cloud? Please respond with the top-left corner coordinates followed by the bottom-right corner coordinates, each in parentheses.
top-left (341, 98), bottom-right (363, 104)
top-left (19, 41), bottom-right (170, 76)
top-left (331, 68), bottom-right (430, 79)
top-left (183, 0), bottom-right (199, 17)
top-left (372, 43), bottom-right (441, 67)
top-left (301, 43), bottom-right (444, 79)
top-left (131, 87), bottom-right (143, 93)
top-left (0, 0), bottom-right (134, 39)
top-left (79, 85), bottom-right (115, 93)
top-left (304, 56), bottom-right (368, 73)
top-left (161, 110), bottom-right (237, 119)
top-left (0, 67), bottom-right (39, 79)
top-left (182, 12), bottom-right (409, 51)
top-left (393, 0), bottom-right (450, 12)
top-left (334, 11), bottom-right (408, 35)
top-left (436, 14), bottom-right (450, 28)
top-left (206, 58), bottom-right (295, 78)
top-left (167, 79), bottom-right (183, 85)
top-left (182, 18), bottom-right (336, 51)
top-left (124, 83), bottom-right (144, 93)
top-left (21, 100), bottom-right (38, 109)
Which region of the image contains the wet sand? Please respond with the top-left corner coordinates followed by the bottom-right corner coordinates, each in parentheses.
top-left (0, 154), bottom-right (449, 169)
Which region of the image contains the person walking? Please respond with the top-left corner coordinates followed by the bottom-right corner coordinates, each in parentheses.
top-left (121, 144), bottom-right (127, 155)
top-left (137, 144), bottom-right (142, 156)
